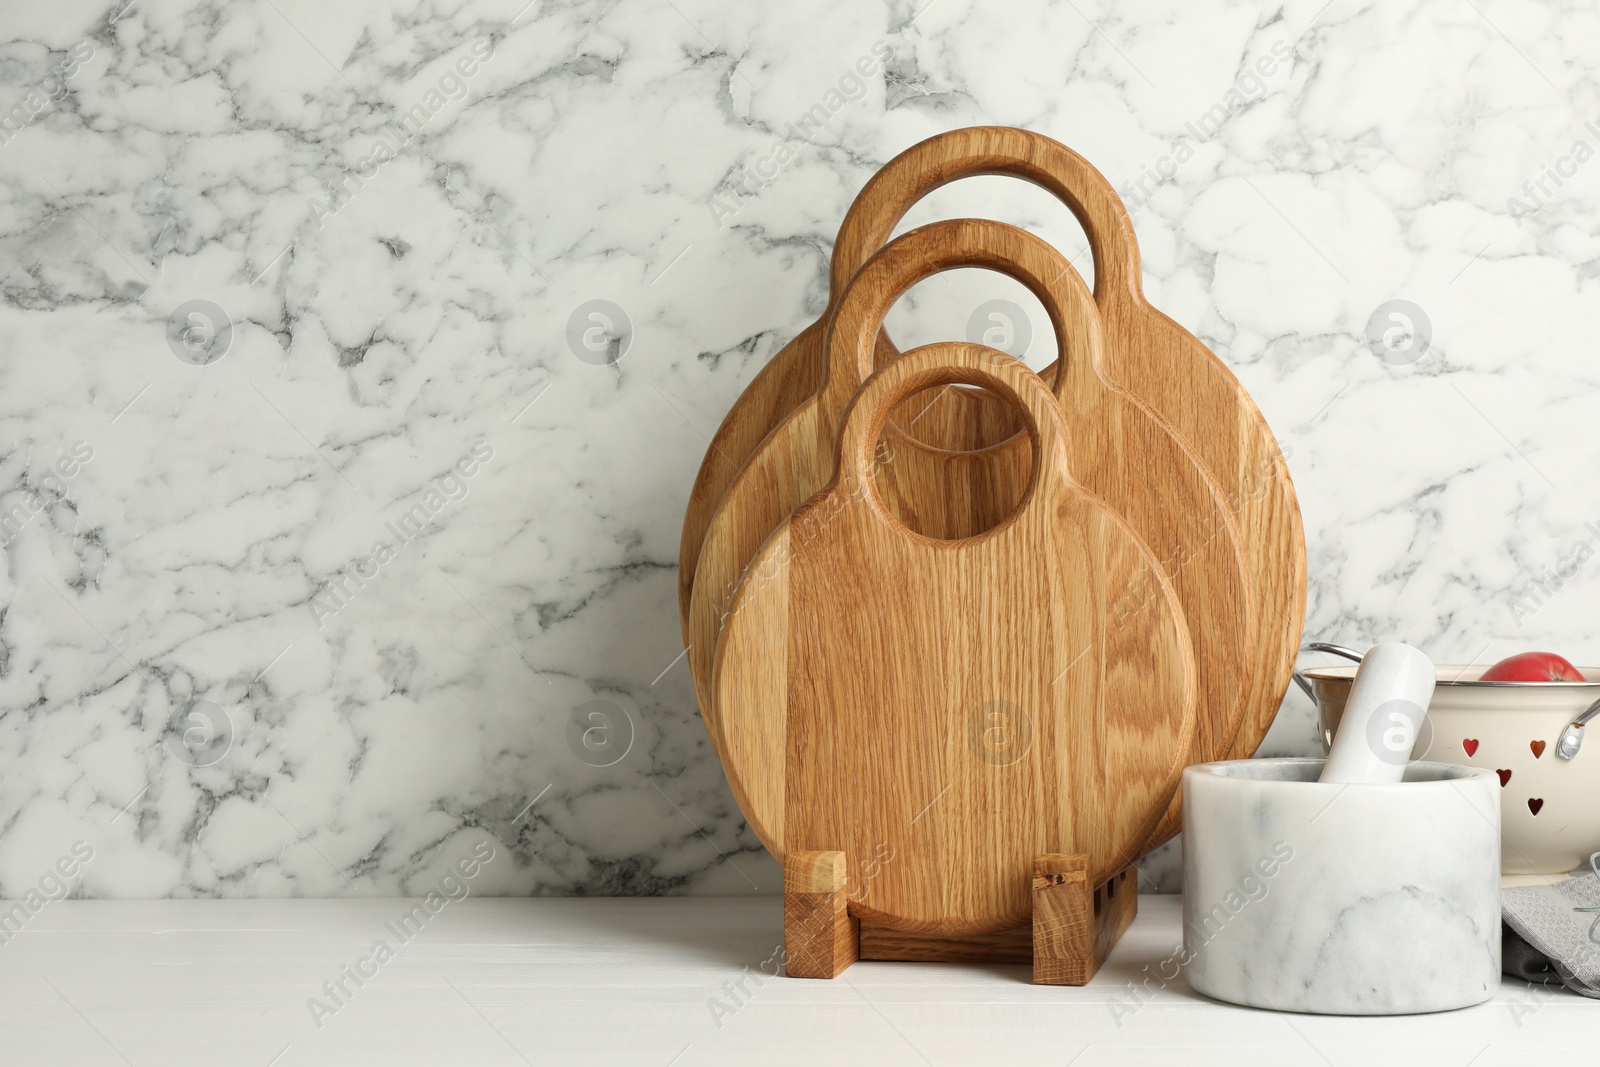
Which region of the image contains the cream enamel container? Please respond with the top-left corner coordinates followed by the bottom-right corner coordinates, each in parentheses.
top-left (1305, 663), bottom-right (1600, 877)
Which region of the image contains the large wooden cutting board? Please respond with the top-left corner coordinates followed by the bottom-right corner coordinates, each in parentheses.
top-left (714, 343), bottom-right (1196, 933)
top-left (689, 219), bottom-right (1253, 861)
top-left (680, 128), bottom-right (1305, 848)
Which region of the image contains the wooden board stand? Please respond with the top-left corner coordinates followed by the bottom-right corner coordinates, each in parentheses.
top-left (782, 851), bottom-right (1137, 985)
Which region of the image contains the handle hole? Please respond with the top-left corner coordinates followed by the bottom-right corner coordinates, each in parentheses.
top-left (880, 266), bottom-right (1059, 374)
top-left (888, 175), bottom-right (1097, 294)
top-left (877, 266), bottom-right (1060, 459)
top-left (875, 382), bottom-right (1033, 541)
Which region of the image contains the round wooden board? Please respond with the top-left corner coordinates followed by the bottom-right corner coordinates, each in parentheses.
top-left (680, 128), bottom-right (1305, 849)
top-left (713, 344), bottom-right (1197, 934)
top-left (689, 220), bottom-right (1255, 864)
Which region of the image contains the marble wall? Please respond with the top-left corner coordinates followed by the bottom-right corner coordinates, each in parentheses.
top-left (1, 0), bottom-right (1597, 897)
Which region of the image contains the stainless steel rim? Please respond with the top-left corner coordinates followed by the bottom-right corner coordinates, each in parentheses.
top-left (1290, 643), bottom-right (1364, 700)
top-left (1298, 665), bottom-right (1600, 688)
top-left (1293, 643), bottom-right (1600, 762)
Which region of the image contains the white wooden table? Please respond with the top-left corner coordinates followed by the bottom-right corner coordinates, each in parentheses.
top-left (0, 895), bottom-right (1586, 1065)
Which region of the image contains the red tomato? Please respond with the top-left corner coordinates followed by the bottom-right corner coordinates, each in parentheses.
top-left (1479, 651), bottom-right (1586, 682)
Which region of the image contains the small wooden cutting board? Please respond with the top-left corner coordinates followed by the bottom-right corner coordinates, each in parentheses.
top-left (714, 343), bottom-right (1196, 933)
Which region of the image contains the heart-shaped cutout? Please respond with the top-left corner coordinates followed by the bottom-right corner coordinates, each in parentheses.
top-left (1463, 738), bottom-right (1479, 757)
top-left (1529, 798), bottom-right (1545, 815)
top-left (1497, 769), bottom-right (1512, 787)
top-left (1531, 740), bottom-right (1547, 759)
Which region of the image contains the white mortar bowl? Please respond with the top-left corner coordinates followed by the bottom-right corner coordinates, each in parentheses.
top-left (1183, 758), bottom-right (1500, 1015)
top-left (1307, 664), bottom-right (1600, 878)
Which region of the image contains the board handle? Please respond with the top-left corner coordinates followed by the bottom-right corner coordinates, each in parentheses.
top-left (821, 218), bottom-right (1105, 419)
top-left (828, 126), bottom-right (1141, 308)
top-left (835, 342), bottom-right (1071, 532)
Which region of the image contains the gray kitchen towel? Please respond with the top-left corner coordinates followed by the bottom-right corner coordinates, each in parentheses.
top-left (1502, 924), bottom-right (1564, 985)
top-left (1501, 867), bottom-right (1600, 999)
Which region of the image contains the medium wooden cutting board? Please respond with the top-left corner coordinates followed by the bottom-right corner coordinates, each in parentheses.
top-left (689, 219), bottom-right (1253, 860)
top-left (680, 128), bottom-right (1304, 847)
top-left (714, 342), bottom-right (1196, 933)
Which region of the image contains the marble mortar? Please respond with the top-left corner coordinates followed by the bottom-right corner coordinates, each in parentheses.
top-left (1181, 757), bottom-right (1501, 1015)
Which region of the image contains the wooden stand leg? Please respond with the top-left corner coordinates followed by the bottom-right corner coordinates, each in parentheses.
top-left (1032, 856), bottom-right (1138, 985)
top-left (783, 851), bottom-right (859, 979)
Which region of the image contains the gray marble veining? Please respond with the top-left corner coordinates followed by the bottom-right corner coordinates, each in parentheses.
top-left (0, 0), bottom-right (1598, 896)
top-left (1183, 759), bottom-right (1501, 1014)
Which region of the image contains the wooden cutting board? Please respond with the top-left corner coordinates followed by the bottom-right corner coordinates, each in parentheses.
top-left (680, 128), bottom-right (1304, 847)
top-left (818, 126), bottom-right (1305, 812)
top-left (675, 317), bottom-right (1018, 629)
top-left (714, 342), bottom-right (1196, 933)
top-left (689, 219), bottom-right (1253, 860)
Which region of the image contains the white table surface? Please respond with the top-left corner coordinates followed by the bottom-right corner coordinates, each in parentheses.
top-left (0, 894), bottom-right (1587, 1065)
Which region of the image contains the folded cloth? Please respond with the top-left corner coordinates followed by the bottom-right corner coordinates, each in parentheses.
top-left (1501, 863), bottom-right (1600, 999)
top-left (1503, 924), bottom-right (1565, 985)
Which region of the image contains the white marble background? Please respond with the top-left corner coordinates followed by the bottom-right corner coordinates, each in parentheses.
top-left (0, 0), bottom-right (1597, 897)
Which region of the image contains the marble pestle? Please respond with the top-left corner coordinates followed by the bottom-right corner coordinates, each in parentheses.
top-left (1318, 642), bottom-right (1436, 784)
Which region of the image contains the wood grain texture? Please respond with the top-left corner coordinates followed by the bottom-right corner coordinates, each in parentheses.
top-left (714, 344), bottom-right (1196, 935)
top-left (783, 851), bottom-right (859, 979)
top-left (802, 859), bottom-right (1136, 977)
top-left (690, 218), bottom-right (1252, 856)
top-left (826, 126), bottom-right (1305, 795)
top-left (677, 128), bottom-right (1306, 846)
top-left (858, 922), bottom-right (1032, 963)
top-left (677, 328), bottom-right (1016, 640)
top-left (1032, 860), bottom-right (1137, 985)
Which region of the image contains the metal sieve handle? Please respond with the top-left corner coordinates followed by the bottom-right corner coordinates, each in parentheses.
top-left (1556, 696), bottom-right (1600, 760)
top-left (1290, 642), bottom-right (1366, 700)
